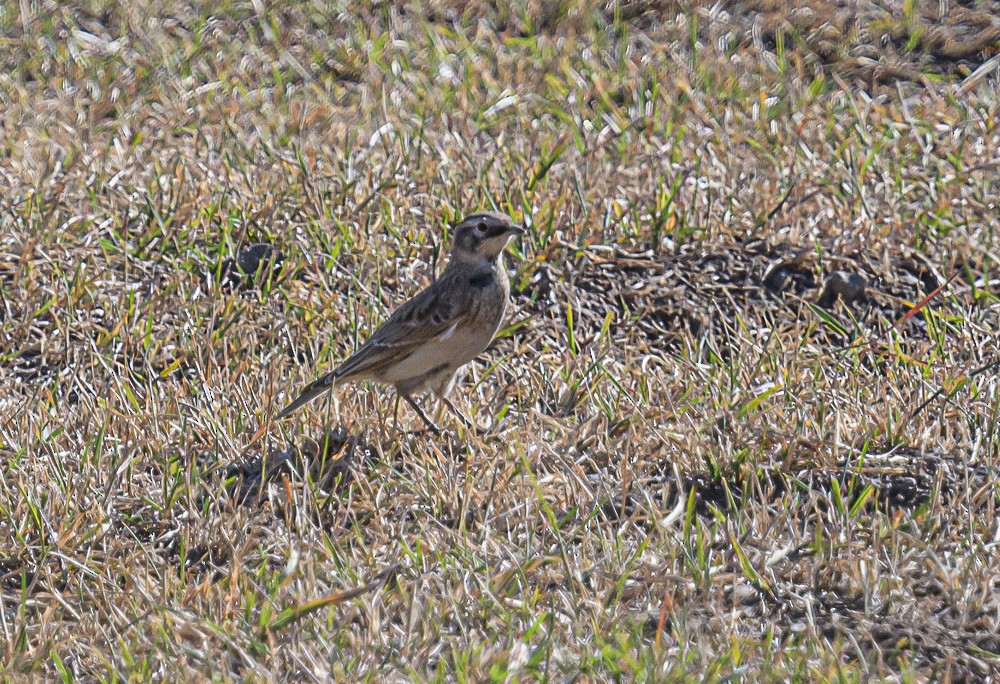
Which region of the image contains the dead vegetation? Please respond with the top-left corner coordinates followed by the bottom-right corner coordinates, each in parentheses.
top-left (1, 0), bottom-right (999, 680)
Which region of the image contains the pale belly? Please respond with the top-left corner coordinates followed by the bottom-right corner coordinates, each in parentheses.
top-left (381, 319), bottom-right (501, 394)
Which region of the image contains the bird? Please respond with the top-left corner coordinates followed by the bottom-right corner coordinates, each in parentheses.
top-left (276, 210), bottom-right (524, 432)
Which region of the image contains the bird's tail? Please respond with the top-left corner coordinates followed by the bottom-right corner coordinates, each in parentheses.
top-left (275, 372), bottom-right (338, 419)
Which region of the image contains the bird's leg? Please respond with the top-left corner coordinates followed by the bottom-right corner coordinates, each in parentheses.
top-left (401, 393), bottom-right (443, 434)
top-left (391, 393), bottom-right (402, 435)
top-left (440, 396), bottom-right (475, 430)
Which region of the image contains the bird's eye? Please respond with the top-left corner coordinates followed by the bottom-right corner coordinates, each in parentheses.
top-left (477, 221), bottom-right (487, 233)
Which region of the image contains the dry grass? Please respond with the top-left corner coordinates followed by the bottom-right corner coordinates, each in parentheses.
top-left (2, 0), bottom-right (1000, 681)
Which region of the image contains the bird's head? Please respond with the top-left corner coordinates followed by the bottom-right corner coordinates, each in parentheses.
top-left (451, 211), bottom-right (524, 262)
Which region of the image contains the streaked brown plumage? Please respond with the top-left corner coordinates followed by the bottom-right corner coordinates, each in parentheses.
top-left (276, 211), bottom-right (523, 431)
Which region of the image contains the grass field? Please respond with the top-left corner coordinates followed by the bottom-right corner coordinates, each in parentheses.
top-left (2, 1), bottom-right (1000, 680)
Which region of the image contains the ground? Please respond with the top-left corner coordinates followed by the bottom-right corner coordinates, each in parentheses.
top-left (2, 0), bottom-right (1000, 681)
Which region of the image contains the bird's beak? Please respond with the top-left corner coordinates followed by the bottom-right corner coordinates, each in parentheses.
top-left (508, 225), bottom-right (526, 235)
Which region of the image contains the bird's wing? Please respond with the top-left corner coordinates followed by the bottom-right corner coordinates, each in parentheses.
top-left (276, 269), bottom-right (475, 419)
top-left (330, 268), bottom-right (474, 381)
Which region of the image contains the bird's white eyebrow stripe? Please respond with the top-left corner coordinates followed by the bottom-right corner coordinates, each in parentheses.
top-left (439, 321), bottom-right (459, 340)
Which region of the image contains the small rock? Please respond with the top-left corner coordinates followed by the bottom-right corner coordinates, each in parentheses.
top-left (237, 243), bottom-right (283, 276)
top-left (762, 263), bottom-right (794, 292)
top-left (816, 270), bottom-right (868, 308)
top-left (762, 249), bottom-right (815, 293)
top-left (217, 243), bottom-right (284, 290)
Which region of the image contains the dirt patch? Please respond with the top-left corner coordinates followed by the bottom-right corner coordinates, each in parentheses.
top-left (518, 236), bottom-right (998, 356)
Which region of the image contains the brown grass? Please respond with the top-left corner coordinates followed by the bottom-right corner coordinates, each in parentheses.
top-left (2, 0), bottom-right (999, 680)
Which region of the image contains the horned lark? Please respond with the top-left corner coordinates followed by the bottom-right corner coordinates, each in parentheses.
top-left (276, 211), bottom-right (524, 432)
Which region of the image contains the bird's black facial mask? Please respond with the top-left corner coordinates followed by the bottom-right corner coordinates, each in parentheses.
top-left (482, 220), bottom-right (512, 238)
